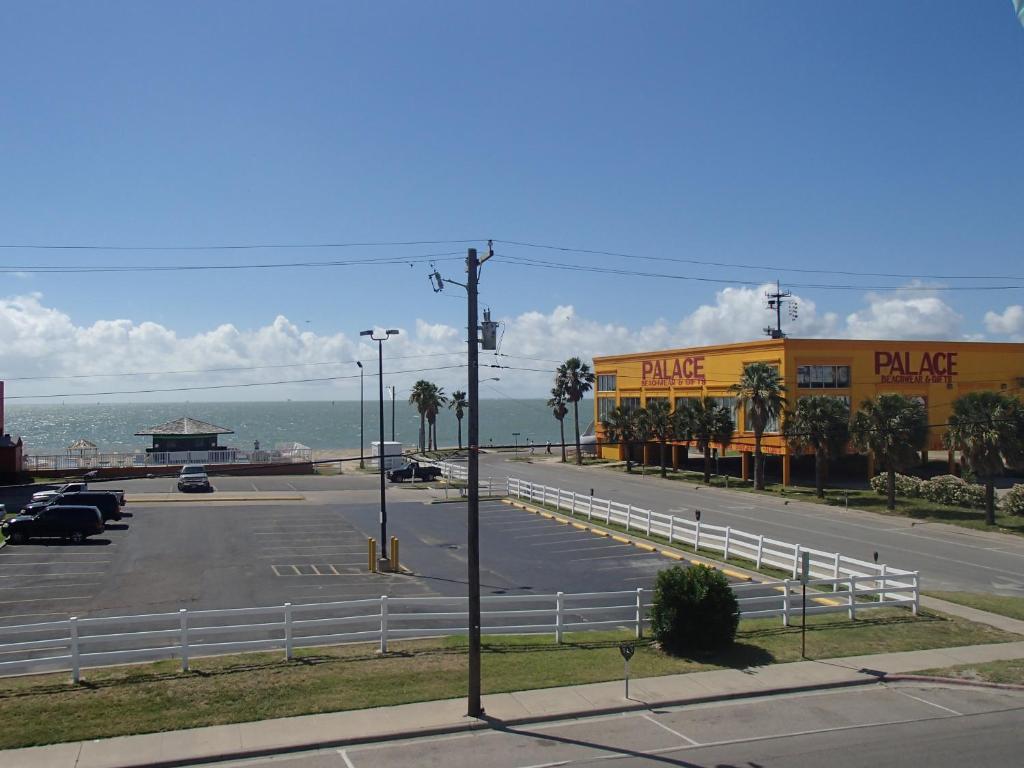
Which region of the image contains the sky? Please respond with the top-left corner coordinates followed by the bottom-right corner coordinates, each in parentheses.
top-left (1, 1), bottom-right (1023, 403)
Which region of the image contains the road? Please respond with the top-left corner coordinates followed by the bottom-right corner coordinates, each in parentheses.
top-left (203, 683), bottom-right (1024, 768)
top-left (474, 453), bottom-right (1024, 597)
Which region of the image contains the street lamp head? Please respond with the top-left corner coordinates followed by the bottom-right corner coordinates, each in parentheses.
top-left (356, 361), bottom-right (362, 369)
top-left (360, 328), bottom-right (399, 341)
top-left (359, 329), bottom-right (373, 337)
top-left (385, 329), bottom-right (400, 336)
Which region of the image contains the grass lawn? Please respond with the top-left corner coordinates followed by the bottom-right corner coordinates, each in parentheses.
top-left (0, 608), bottom-right (1014, 750)
top-left (914, 658), bottom-right (1024, 686)
top-left (924, 592), bottom-right (1024, 622)
top-left (605, 466), bottom-right (1024, 536)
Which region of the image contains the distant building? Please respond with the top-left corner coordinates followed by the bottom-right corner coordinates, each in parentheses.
top-left (67, 439), bottom-right (98, 459)
top-left (135, 417), bottom-right (234, 454)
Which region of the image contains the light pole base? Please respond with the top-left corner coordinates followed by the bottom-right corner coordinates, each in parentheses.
top-left (377, 557), bottom-right (394, 573)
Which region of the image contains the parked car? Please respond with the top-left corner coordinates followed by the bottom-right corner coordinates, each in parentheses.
top-left (22, 491), bottom-right (122, 523)
top-left (177, 465), bottom-right (212, 492)
top-left (1, 505), bottom-right (104, 544)
top-left (31, 482), bottom-right (126, 506)
top-left (386, 461), bottom-right (443, 483)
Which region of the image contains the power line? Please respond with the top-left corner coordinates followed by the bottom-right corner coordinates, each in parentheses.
top-left (5, 364), bottom-right (467, 400)
top-left (0, 252), bottom-right (466, 274)
top-left (495, 253), bottom-right (1024, 293)
top-left (494, 239), bottom-right (1024, 282)
top-left (0, 238), bottom-right (483, 252)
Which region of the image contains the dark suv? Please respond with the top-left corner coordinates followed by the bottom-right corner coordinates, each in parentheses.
top-left (21, 491), bottom-right (122, 523)
top-left (2, 505), bottom-right (104, 544)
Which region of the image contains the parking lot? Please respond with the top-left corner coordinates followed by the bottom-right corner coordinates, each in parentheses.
top-left (0, 478), bottom-right (708, 628)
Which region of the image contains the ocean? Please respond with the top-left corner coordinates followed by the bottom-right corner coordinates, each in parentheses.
top-left (3, 400), bottom-right (593, 455)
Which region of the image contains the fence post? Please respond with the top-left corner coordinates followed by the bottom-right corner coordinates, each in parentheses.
top-left (694, 520), bottom-right (702, 552)
top-left (723, 527), bottom-right (732, 560)
top-left (380, 595), bottom-right (389, 654)
top-left (645, 509), bottom-right (652, 536)
top-left (180, 608), bottom-right (190, 672)
top-left (781, 582), bottom-right (790, 627)
top-left (635, 588), bottom-right (643, 639)
top-left (879, 563), bottom-right (888, 603)
top-left (912, 572), bottom-right (920, 615)
top-left (555, 592), bottom-right (564, 643)
top-left (588, 494), bottom-right (593, 521)
top-left (570, 490), bottom-right (576, 515)
top-left (604, 498), bottom-right (611, 523)
top-left (668, 516), bottom-right (675, 544)
top-left (833, 553), bottom-right (841, 592)
top-left (756, 535), bottom-right (764, 569)
top-left (848, 575), bottom-right (857, 620)
top-left (791, 546), bottom-right (800, 579)
top-left (69, 616), bottom-right (81, 684)
top-left (284, 603), bottom-right (293, 660)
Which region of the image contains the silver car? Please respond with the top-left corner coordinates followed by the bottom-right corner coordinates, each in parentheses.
top-left (177, 464), bottom-right (212, 492)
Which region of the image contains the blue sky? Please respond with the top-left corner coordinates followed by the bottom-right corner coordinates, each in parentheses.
top-left (1, 2), bottom-right (1023, 401)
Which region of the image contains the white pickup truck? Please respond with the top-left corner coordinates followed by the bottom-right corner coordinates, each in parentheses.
top-left (31, 482), bottom-right (126, 506)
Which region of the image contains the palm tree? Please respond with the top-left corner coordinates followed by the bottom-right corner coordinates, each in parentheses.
top-left (784, 396), bottom-right (851, 498)
top-left (645, 400), bottom-right (675, 478)
top-left (546, 385), bottom-right (569, 463)
top-left (676, 398), bottom-right (734, 484)
top-left (408, 380), bottom-right (432, 452)
top-left (944, 391), bottom-right (1024, 525)
top-left (449, 390), bottom-right (468, 450)
top-left (558, 358), bottom-right (596, 465)
top-left (851, 394), bottom-right (928, 511)
top-left (633, 407), bottom-right (652, 475)
top-left (602, 406), bottom-right (638, 473)
top-left (424, 384), bottom-right (448, 451)
top-left (732, 362), bottom-right (786, 490)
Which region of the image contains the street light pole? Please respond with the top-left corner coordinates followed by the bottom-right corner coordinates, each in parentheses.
top-left (466, 247), bottom-right (482, 718)
top-left (360, 328), bottom-right (399, 567)
top-left (387, 385), bottom-right (396, 442)
top-left (357, 362), bottom-right (364, 469)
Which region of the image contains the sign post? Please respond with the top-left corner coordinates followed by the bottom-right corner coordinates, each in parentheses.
top-left (619, 642), bottom-right (635, 699)
top-left (800, 551), bottom-right (810, 658)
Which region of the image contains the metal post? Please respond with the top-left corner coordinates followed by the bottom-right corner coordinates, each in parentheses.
top-left (467, 246), bottom-right (483, 718)
top-left (389, 385), bottom-right (396, 442)
top-left (284, 603), bottom-right (293, 660)
top-left (377, 339), bottom-right (387, 559)
top-left (635, 587), bottom-right (643, 638)
top-left (358, 362), bottom-right (365, 470)
top-left (180, 608), bottom-right (189, 672)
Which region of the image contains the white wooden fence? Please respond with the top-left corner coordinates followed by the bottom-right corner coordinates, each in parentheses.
top-left (506, 477), bottom-right (919, 611)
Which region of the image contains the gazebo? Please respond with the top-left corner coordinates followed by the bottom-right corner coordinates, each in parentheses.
top-left (135, 417), bottom-right (234, 454)
top-left (67, 439), bottom-right (98, 459)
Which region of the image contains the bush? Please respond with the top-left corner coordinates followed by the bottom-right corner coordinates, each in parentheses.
top-left (919, 474), bottom-right (986, 509)
top-left (1000, 484), bottom-right (1024, 517)
top-left (869, 473), bottom-right (923, 498)
top-left (649, 565), bottom-right (739, 656)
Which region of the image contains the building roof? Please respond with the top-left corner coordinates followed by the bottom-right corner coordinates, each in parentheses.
top-left (67, 439), bottom-right (97, 450)
top-left (135, 417), bottom-right (234, 437)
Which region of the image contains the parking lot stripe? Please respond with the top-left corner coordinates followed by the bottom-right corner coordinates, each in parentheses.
top-left (530, 543), bottom-right (634, 555)
top-left (0, 583), bottom-right (101, 590)
top-left (0, 572), bottom-right (106, 578)
top-left (290, 565), bottom-right (301, 575)
top-left (641, 714), bottom-right (700, 746)
top-left (0, 596), bottom-right (92, 605)
top-left (566, 552), bottom-right (657, 563)
top-left (511, 530), bottom-right (587, 540)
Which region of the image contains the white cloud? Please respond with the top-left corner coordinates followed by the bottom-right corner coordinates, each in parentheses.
top-left (984, 305), bottom-right (1024, 340)
top-left (843, 290), bottom-right (963, 340)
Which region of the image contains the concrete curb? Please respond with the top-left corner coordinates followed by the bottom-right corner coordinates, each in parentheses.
top-left (882, 673), bottom-right (1024, 691)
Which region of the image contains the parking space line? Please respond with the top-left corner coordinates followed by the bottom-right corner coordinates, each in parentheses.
top-left (565, 552), bottom-right (658, 562)
top-left (311, 565), bottom-right (322, 575)
top-left (641, 714), bottom-right (700, 745)
top-left (290, 565), bottom-right (301, 575)
top-left (0, 583), bottom-right (101, 590)
top-left (0, 571), bottom-right (108, 578)
top-left (0, 596), bottom-right (93, 605)
top-left (329, 565), bottom-right (340, 575)
top-left (893, 689), bottom-right (963, 716)
top-left (529, 543), bottom-right (634, 554)
top-left (511, 531), bottom-right (588, 540)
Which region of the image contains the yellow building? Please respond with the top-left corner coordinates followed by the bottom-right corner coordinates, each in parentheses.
top-left (593, 338), bottom-right (1024, 485)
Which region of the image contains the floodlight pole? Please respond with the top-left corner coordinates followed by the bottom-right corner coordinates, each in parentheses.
top-left (360, 328), bottom-right (399, 565)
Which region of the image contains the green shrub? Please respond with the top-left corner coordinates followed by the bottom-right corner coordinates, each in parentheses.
top-left (1000, 484), bottom-right (1024, 517)
top-left (920, 474), bottom-right (986, 509)
top-left (649, 565), bottom-right (739, 656)
top-left (869, 473), bottom-right (923, 498)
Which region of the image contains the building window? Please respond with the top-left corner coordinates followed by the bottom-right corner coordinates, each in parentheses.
top-left (797, 365), bottom-right (851, 389)
top-left (743, 400), bottom-right (780, 434)
top-left (619, 397), bottom-right (641, 414)
top-left (597, 397), bottom-right (616, 422)
top-left (645, 396), bottom-right (669, 408)
top-left (709, 396), bottom-right (739, 428)
top-left (597, 374), bottom-right (617, 392)
top-left (674, 396), bottom-right (699, 413)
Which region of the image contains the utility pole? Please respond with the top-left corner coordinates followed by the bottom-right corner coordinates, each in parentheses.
top-left (763, 280), bottom-right (797, 339)
top-left (429, 243), bottom-right (494, 718)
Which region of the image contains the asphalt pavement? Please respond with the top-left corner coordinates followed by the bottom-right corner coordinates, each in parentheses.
top-left (474, 453), bottom-right (1024, 597)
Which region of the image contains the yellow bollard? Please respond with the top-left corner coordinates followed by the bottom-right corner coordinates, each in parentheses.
top-left (368, 538), bottom-right (377, 573)
top-left (390, 536), bottom-right (399, 572)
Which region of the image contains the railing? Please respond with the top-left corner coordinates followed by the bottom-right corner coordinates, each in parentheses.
top-left (22, 448), bottom-right (314, 472)
top-left (505, 477), bottom-right (920, 611)
top-left (0, 590), bottom-right (648, 681)
top-left (420, 459), bottom-right (502, 497)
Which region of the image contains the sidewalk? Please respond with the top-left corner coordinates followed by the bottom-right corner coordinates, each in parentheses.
top-left (6, 636), bottom-right (1024, 768)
